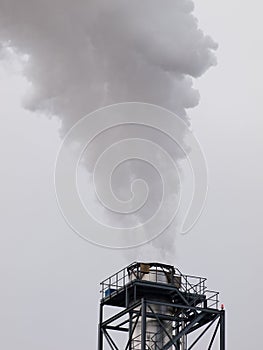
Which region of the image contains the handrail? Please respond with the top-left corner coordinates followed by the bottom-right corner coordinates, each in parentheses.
top-left (100, 262), bottom-right (219, 309)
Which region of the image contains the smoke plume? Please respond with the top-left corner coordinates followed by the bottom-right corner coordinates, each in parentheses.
top-left (0, 0), bottom-right (217, 260)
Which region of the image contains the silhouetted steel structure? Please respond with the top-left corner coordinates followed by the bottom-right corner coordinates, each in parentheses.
top-left (98, 262), bottom-right (225, 349)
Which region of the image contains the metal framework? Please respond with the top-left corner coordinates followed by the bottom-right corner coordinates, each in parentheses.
top-left (98, 262), bottom-right (225, 350)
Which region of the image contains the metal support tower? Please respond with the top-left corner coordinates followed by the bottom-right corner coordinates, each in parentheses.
top-left (98, 262), bottom-right (225, 350)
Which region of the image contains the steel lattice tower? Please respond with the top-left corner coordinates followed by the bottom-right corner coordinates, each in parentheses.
top-left (98, 262), bottom-right (225, 350)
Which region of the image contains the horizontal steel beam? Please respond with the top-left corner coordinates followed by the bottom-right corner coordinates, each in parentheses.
top-left (146, 299), bottom-right (220, 314)
top-left (105, 325), bottom-right (129, 332)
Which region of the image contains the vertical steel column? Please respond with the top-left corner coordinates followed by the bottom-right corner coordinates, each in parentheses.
top-left (141, 299), bottom-right (147, 350)
top-left (220, 310), bottom-right (225, 350)
top-left (98, 303), bottom-right (103, 350)
top-left (129, 311), bottom-right (133, 350)
top-left (175, 323), bottom-right (180, 350)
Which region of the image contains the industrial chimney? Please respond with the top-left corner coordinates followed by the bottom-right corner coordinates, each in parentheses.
top-left (98, 262), bottom-right (225, 349)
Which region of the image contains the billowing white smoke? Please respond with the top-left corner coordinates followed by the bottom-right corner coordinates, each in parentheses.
top-left (0, 0), bottom-right (217, 259)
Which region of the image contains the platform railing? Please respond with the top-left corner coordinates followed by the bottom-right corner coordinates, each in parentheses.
top-left (100, 264), bottom-right (130, 299)
top-left (100, 263), bottom-right (217, 308)
top-left (174, 268), bottom-right (207, 295)
top-left (205, 290), bottom-right (219, 309)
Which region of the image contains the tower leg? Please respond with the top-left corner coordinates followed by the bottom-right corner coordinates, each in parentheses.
top-left (98, 303), bottom-right (103, 350)
top-left (129, 311), bottom-right (132, 350)
top-left (220, 310), bottom-right (225, 350)
top-left (141, 299), bottom-right (147, 350)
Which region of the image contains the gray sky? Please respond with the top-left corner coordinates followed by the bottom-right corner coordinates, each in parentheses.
top-left (0, 0), bottom-right (263, 349)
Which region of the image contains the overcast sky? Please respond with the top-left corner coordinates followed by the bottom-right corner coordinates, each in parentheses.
top-left (0, 1), bottom-right (263, 349)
